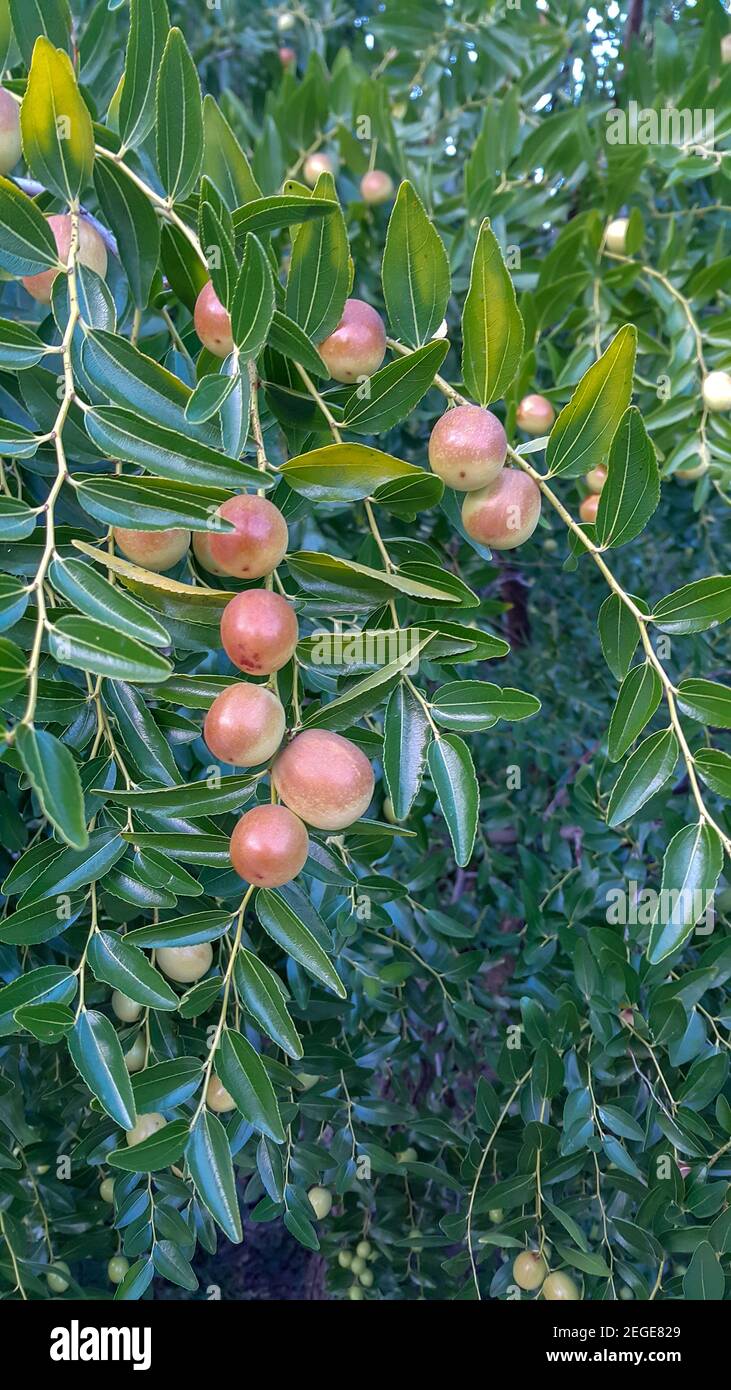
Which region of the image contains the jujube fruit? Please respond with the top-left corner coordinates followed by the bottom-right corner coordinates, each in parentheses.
top-left (278, 46), bottom-right (296, 66)
top-left (356, 1239), bottom-right (372, 1258)
top-left (585, 465), bottom-right (607, 493)
top-left (99, 1178), bottom-right (115, 1203)
top-left (230, 803), bottom-right (309, 887)
top-left (194, 280), bottom-right (234, 358)
top-left (338, 1250), bottom-right (353, 1268)
top-left (22, 214), bottom-right (108, 303)
top-left (360, 170), bottom-right (394, 205)
top-left (108, 1255), bottom-right (129, 1285)
top-left (462, 470), bottom-right (541, 549)
top-left (113, 526), bottom-right (190, 572)
top-left (317, 298), bottom-right (386, 383)
top-left (206, 1075), bottom-right (236, 1113)
top-left (428, 405), bottom-right (507, 492)
top-left (702, 370), bottom-right (731, 412)
top-left (303, 152), bottom-right (334, 186)
top-left (359, 1268), bottom-right (374, 1288)
top-left (296, 1072), bottom-right (320, 1090)
top-left (220, 589), bottom-right (299, 675)
top-left (273, 728), bottom-right (375, 830)
top-left (156, 943), bottom-right (213, 983)
top-left (0, 88), bottom-right (22, 176)
top-left (124, 1035), bottom-right (145, 1073)
top-left (112, 990), bottom-right (142, 1023)
top-left (192, 531), bottom-right (229, 575)
top-left (277, 12), bottom-right (295, 32)
top-left (46, 1260), bottom-right (71, 1293)
top-left (604, 217), bottom-right (629, 254)
top-left (579, 492), bottom-right (600, 524)
top-left (204, 682), bottom-right (286, 767)
top-left (308, 1185), bottom-right (332, 1219)
top-left (349, 1284), bottom-right (365, 1299)
top-left (126, 1112), bottom-right (166, 1146)
top-left (208, 494), bottom-right (288, 579)
top-left (350, 1255), bottom-right (366, 1275)
top-left (543, 1271), bottom-right (580, 1301)
top-left (516, 394), bottom-right (555, 436)
top-left (723, 33), bottom-right (731, 63)
top-left (513, 1250), bottom-right (548, 1290)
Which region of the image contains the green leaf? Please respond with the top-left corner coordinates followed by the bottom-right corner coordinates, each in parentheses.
top-left (597, 592), bottom-right (645, 681)
top-left (0, 317), bottom-right (47, 369)
top-left (102, 775), bottom-right (257, 819)
top-left (185, 371), bottom-right (239, 424)
top-left (0, 498), bottom-right (37, 540)
top-left (546, 326), bottom-right (637, 478)
top-left (0, 636), bottom-right (27, 697)
top-left (256, 889), bottom-right (345, 998)
top-left (383, 680), bottom-right (432, 821)
top-left (85, 406), bottom-right (264, 491)
top-left (21, 36), bottom-right (94, 201)
top-left (186, 1109), bottom-right (242, 1243)
top-left (695, 748), bottom-right (731, 799)
top-left (651, 577), bottom-right (731, 634)
top-left (118, 0), bottom-right (170, 151)
top-left (596, 1104), bottom-right (645, 1142)
top-left (676, 679), bottom-right (731, 727)
top-left (153, 1240), bottom-right (198, 1290)
top-left (339, 340), bottom-right (448, 434)
top-left (432, 681), bottom-right (540, 732)
top-left (103, 679), bottom-right (181, 786)
top-left (0, 965), bottom-right (76, 1036)
top-left (268, 310), bottom-right (327, 378)
top-left (114, 1257), bottom-right (154, 1302)
top-left (81, 331), bottom-right (217, 441)
top-left (230, 233), bottom-right (275, 357)
top-left (15, 725), bottom-right (88, 850)
top-left (67, 1009), bottom-right (136, 1130)
top-left (108, 1119), bottom-right (189, 1173)
top-left (75, 474), bottom-right (229, 532)
top-left (48, 615), bottom-right (172, 684)
top-left (301, 632), bottom-right (434, 732)
top-left (156, 27), bottom-right (203, 203)
top-left (202, 94), bottom-right (261, 209)
top-left (233, 195), bottom-right (338, 245)
top-left (607, 662), bottom-right (662, 761)
top-left (93, 160), bottom-right (161, 310)
top-left (427, 733), bottom-right (479, 868)
top-left (607, 728), bottom-right (679, 826)
top-left (14, 1002), bottom-right (74, 1043)
top-left (285, 172), bottom-right (349, 343)
top-left (218, 1028), bottom-right (285, 1143)
top-left (594, 407), bottom-right (659, 549)
top-left (87, 931), bottom-right (178, 1010)
top-left (281, 442), bottom-right (431, 503)
top-left (461, 218), bottom-right (523, 406)
top-left (0, 894), bottom-right (85, 946)
top-left (287, 550), bottom-right (473, 608)
top-left (9, 0), bottom-right (70, 65)
top-left (235, 949), bottom-right (303, 1059)
top-left (9, 829), bottom-right (125, 905)
top-left (647, 822), bottom-right (724, 964)
top-left (125, 911), bottom-right (232, 949)
top-left (683, 1241), bottom-right (725, 1300)
top-left (131, 1058), bottom-right (203, 1110)
top-left (0, 175), bottom-right (59, 276)
top-left (382, 181), bottom-right (450, 348)
top-left (49, 557), bottom-right (171, 648)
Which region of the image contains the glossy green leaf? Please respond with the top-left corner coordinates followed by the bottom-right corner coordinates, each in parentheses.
top-left (546, 326), bottom-right (637, 478)
top-left (606, 728), bottom-right (679, 826)
top-left (382, 181), bottom-right (450, 348)
top-left (218, 1028), bottom-right (285, 1143)
top-left (15, 725), bottom-right (88, 850)
top-left (87, 931), bottom-right (178, 1010)
top-left (48, 615), bottom-right (172, 684)
top-left (68, 1009), bottom-right (136, 1130)
top-left (461, 218), bottom-right (523, 406)
top-left (118, 0), bottom-right (170, 150)
top-left (156, 27), bottom-right (203, 203)
top-left (21, 37), bottom-right (94, 201)
top-left (186, 1109), bottom-right (242, 1242)
top-left (647, 822), bottom-right (724, 964)
top-left (595, 407), bottom-right (659, 549)
top-left (256, 890), bottom-right (345, 998)
top-left (427, 733), bottom-right (479, 867)
top-left (607, 662), bottom-right (662, 761)
top-left (235, 949), bottom-right (303, 1059)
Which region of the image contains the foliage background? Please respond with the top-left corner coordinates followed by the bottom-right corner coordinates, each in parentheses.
top-left (0, 0), bottom-right (730, 1303)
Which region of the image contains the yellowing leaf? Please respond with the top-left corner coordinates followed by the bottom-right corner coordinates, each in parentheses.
top-left (21, 37), bottom-right (94, 202)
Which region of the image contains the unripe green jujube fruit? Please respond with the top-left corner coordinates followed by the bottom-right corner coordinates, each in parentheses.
top-left (307, 1185), bottom-right (332, 1220)
top-left (126, 1112), bottom-right (166, 1146)
top-left (108, 1255), bottom-right (130, 1285)
top-left (543, 1271), bottom-right (580, 1301)
top-left (46, 1260), bottom-right (71, 1293)
top-left (156, 942), bottom-right (213, 984)
top-left (350, 1255), bottom-right (366, 1276)
top-left (512, 1250), bottom-right (548, 1290)
top-left (604, 217), bottom-right (629, 254)
top-left (99, 1177), bottom-right (115, 1204)
top-left (111, 990), bottom-right (142, 1023)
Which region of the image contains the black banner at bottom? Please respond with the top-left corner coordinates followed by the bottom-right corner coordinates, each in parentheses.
top-left (2, 1295), bottom-right (722, 1377)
